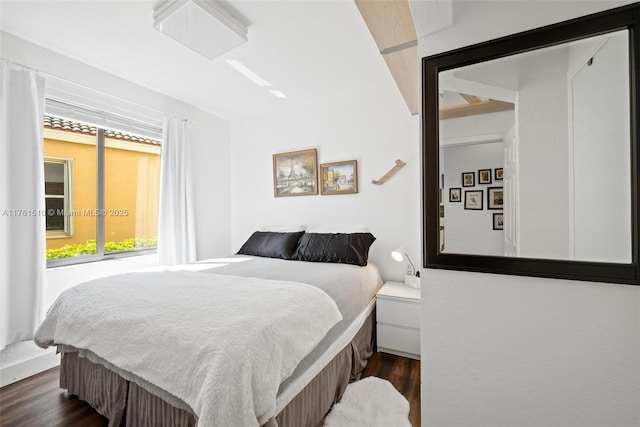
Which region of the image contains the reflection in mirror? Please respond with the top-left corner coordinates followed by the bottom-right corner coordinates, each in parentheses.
top-left (438, 29), bottom-right (631, 263)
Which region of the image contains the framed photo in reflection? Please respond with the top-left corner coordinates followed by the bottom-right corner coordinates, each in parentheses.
top-left (478, 169), bottom-right (492, 184)
top-left (464, 190), bottom-right (483, 210)
top-left (462, 172), bottom-right (475, 187)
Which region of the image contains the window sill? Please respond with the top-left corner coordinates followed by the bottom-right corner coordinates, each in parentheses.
top-left (46, 232), bottom-right (73, 240)
top-left (47, 250), bottom-right (158, 270)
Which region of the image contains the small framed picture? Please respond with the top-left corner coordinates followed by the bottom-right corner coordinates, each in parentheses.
top-left (495, 168), bottom-right (504, 180)
top-left (478, 169), bottom-right (492, 184)
top-left (449, 187), bottom-right (461, 202)
top-left (320, 160), bottom-right (358, 195)
top-left (462, 172), bottom-right (475, 187)
top-left (493, 213), bottom-right (504, 230)
top-left (464, 190), bottom-right (483, 210)
top-left (487, 187), bottom-right (503, 209)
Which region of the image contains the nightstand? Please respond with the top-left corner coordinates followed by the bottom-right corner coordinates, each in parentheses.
top-left (376, 281), bottom-right (421, 360)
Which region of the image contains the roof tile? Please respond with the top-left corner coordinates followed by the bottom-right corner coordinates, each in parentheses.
top-left (44, 115), bottom-right (161, 146)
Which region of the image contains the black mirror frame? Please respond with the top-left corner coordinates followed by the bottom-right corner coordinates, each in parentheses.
top-left (422, 3), bottom-right (640, 285)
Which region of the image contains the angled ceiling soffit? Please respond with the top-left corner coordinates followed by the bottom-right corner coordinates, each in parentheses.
top-left (355, 0), bottom-right (420, 115)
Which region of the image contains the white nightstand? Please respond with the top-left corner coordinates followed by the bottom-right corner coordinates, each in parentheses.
top-left (376, 281), bottom-right (421, 360)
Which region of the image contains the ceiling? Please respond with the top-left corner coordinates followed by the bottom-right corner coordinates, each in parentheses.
top-left (0, 0), bottom-right (403, 121)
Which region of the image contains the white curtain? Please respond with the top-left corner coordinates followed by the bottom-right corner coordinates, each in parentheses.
top-left (0, 61), bottom-right (46, 351)
top-left (158, 117), bottom-right (197, 266)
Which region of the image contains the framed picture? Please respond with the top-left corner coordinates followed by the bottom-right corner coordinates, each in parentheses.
top-left (449, 187), bottom-right (461, 202)
top-left (464, 190), bottom-right (483, 210)
top-left (495, 168), bottom-right (504, 180)
top-left (487, 187), bottom-right (504, 209)
top-left (493, 213), bottom-right (504, 230)
top-left (478, 169), bottom-right (492, 184)
top-left (462, 172), bottom-right (475, 187)
top-left (320, 160), bottom-right (358, 195)
top-left (273, 148), bottom-right (318, 197)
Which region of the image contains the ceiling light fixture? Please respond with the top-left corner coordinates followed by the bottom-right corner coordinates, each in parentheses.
top-left (225, 60), bottom-right (271, 87)
top-left (153, 0), bottom-right (248, 60)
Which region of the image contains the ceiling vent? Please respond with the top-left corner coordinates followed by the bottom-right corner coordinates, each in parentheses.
top-left (153, 0), bottom-right (248, 59)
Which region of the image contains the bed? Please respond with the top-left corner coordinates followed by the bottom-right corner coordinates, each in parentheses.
top-left (35, 231), bottom-right (383, 427)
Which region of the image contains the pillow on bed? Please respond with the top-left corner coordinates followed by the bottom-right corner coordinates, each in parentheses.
top-left (294, 232), bottom-right (376, 266)
top-left (259, 224), bottom-right (306, 232)
top-left (237, 231), bottom-right (304, 259)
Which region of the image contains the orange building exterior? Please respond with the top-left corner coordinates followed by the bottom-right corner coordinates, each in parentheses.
top-left (44, 126), bottom-right (161, 251)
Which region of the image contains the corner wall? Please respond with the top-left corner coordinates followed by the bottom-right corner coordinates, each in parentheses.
top-left (418, 1), bottom-right (640, 426)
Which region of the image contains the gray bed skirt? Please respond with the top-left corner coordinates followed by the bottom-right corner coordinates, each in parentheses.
top-left (59, 310), bottom-right (375, 427)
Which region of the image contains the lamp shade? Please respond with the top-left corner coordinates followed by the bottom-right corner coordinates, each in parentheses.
top-left (391, 247), bottom-right (405, 262)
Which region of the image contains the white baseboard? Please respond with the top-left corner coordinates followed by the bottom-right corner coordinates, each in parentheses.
top-left (377, 347), bottom-right (421, 360)
top-left (0, 349), bottom-right (60, 388)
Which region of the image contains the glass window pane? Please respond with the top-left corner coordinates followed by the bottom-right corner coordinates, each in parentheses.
top-left (44, 117), bottom-right (97, 260)
top-left (104, 135), bottom-right (160, 253)
top-left (45, 198), bottom-right (65, 231)
top-left (44, 162), bottom-right (65, 196)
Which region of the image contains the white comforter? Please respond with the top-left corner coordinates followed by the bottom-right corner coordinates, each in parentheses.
top-left (35, 270), bottom-right (342, 426)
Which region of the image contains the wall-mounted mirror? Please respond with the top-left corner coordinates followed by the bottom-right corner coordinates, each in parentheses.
top-left (422, 3), bottom-right (640, 285)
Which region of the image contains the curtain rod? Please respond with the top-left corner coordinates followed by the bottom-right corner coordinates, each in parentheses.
top-left (1, 58), bottom-right (37, 72)
top-left (1, 58), bottom-right (164, 118)
top-left (46, 98), bottom-right (163, 136)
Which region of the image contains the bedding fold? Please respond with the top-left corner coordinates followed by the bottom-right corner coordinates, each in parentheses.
top-left (35, 270), bottom-right (342, 427)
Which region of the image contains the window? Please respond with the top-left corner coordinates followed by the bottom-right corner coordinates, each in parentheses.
top-left (44, 158), bottom-right (72, 235)
top-left (44, 112), bottom-right (161, 266)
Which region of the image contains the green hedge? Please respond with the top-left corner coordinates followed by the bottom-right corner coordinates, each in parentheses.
top-left (47, 237), bottom-right (157, 260)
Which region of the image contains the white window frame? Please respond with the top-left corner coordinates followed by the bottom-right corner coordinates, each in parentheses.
top-left (45, 102), bottom-right (162, 268)
top-left (44, 157), bottom-right (74, 238)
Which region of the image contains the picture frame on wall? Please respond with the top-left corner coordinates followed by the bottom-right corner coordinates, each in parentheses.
top-left (493, 213), bottom-right (504, 230)
top-left (488, 187), bottom-right (504, 209)
top-left (320, 160), bottom-right (358, 195)
top-left (478, 169), bottom-right (492, 184)
top-left (273, 148), bottom-right (318, 197)
top-left (495, 168), bottom-right (504, 180)
top-left (464, 190), bottom-right (483, 210)
top-left (449, 187), bottom-right (461, 202)
top-left (462, 172), bottom-right (475, 187)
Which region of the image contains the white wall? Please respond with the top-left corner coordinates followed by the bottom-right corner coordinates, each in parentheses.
top-left (572, 31), bottom-right (631, 263)
top-left (419, 1), bottom-right (640, 426)
top-left (440, 109), bottom-right (514, 256)
top-left (0, 33), bottom-right (232, 384)
top-left (443, 142), bottom-right (504, 256)
top-left (440, 110), bottom-right (514, 141)
top-left (230, 83), bottom-right (420, 280)
top-left (517, 50), bottom-right (570, 259)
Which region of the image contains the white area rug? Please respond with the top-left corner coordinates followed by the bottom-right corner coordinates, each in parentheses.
top-left (324, 376), bottom-right (411, 427)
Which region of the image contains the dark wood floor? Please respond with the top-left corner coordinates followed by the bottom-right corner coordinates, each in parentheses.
top-left (362, 352), bottom-right (421, 427)
top-left (0, 352), bottom-right (420, 427)
top-left (0, 365), bottom-right (107, 427)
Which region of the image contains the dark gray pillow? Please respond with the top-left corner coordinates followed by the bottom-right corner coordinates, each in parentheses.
top-left (237, 231), bottom-right (304, 259)
top-left (294, 232), bottom-right (376, 266)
